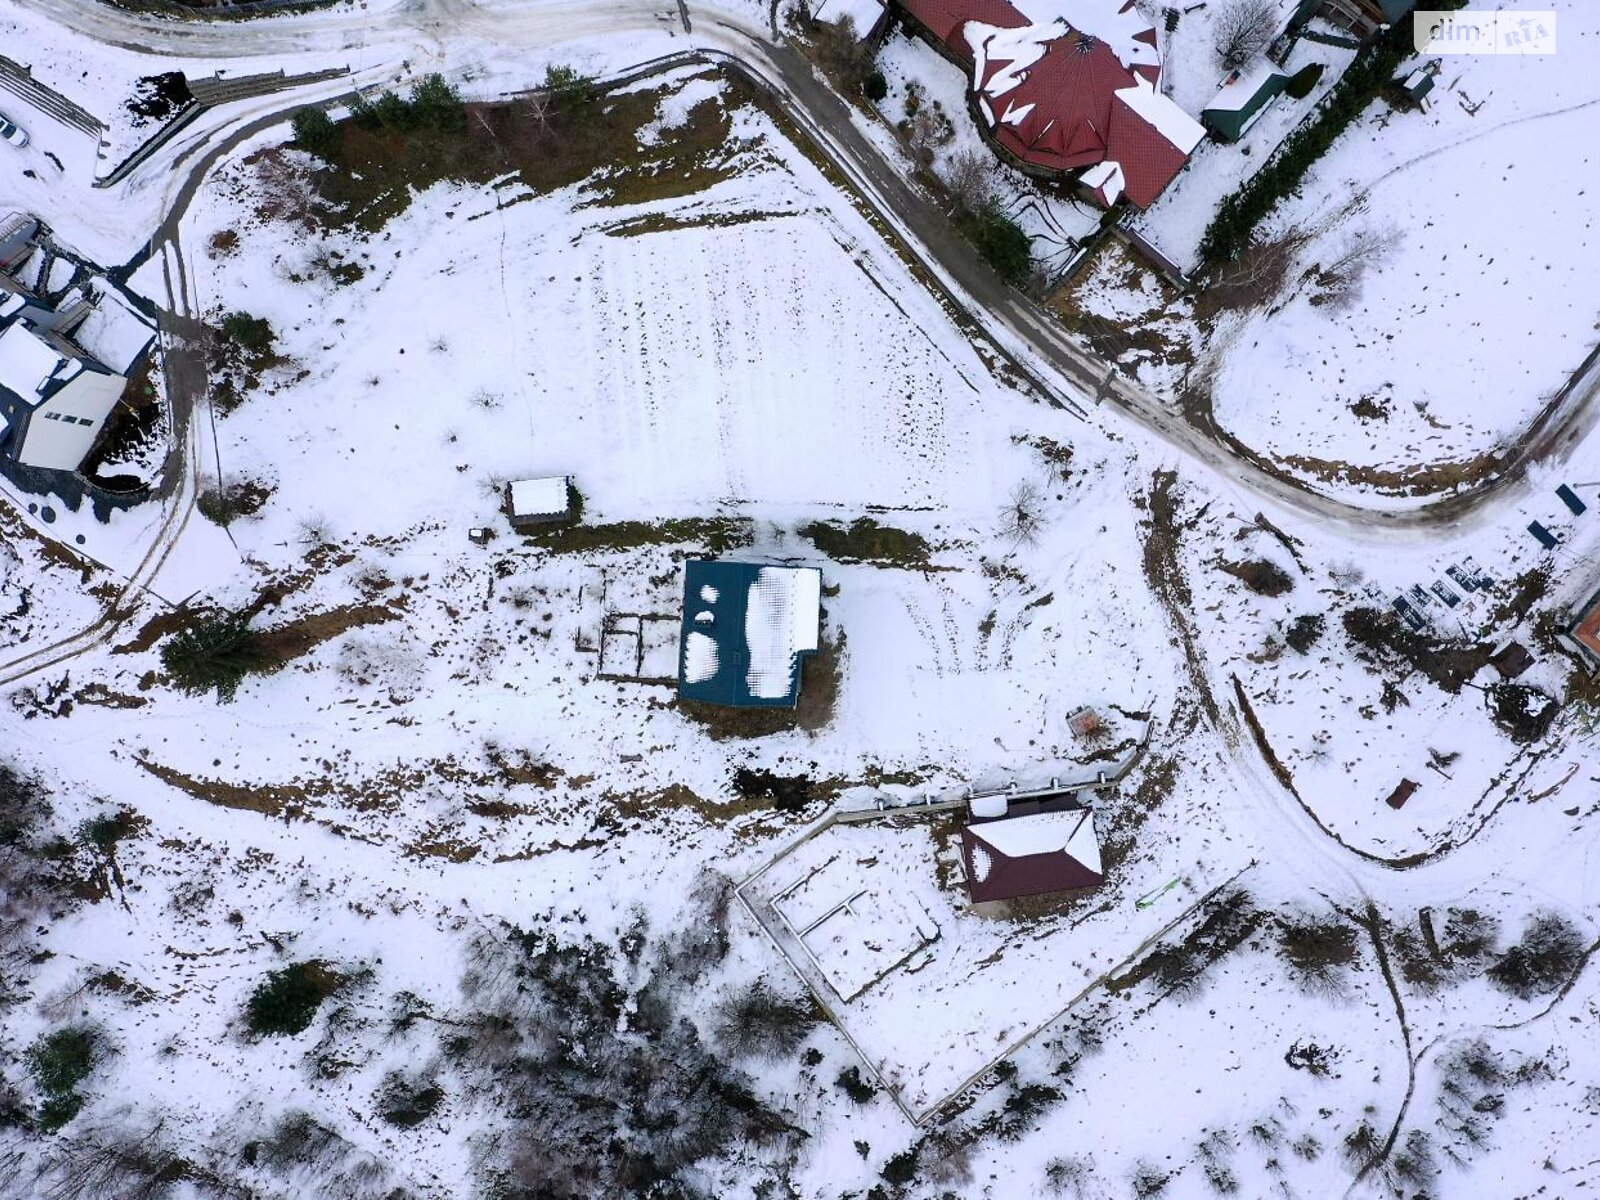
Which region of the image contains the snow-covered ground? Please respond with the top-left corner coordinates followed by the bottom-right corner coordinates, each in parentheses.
top-left (1064, 0), bottom-right (1600, 504)
top-left (1206, 0), bottom-right (1600, 496)
top-left (6, 7), bottom-right (1600, 1200)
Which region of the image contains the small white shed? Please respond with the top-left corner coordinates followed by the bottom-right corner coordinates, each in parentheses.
top-left (506, 476), bottom-right (574, 530)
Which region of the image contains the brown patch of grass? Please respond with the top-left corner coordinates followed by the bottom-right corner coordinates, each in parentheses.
top-left (1217, 557), bottom-right (1294, 597)
top-left (71, 683), bottom-right (149, 710)
top-left (1271, 449), bottom-right (1504, 497)
top-left (1099, 747), bottom-right (1181, 874)
top-left (113, 607), bottom-right (195, 656)
top-left (1231, 674), bottom-right (1298, 796)
top-left (406, 838), bottom-right (481, 863)
top-left (522, 516), bottom-right (752, 555)
top-left (1138, 473), bottom-right (1222, 730)
top-left (305, 71), bottom-right (740, 235)
top-left (135, 756), bottom-right (307, 820)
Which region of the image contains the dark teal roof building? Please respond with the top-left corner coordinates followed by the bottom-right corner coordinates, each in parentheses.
top-left (1202, 63), bottom-right (1290, 143)
top-left (678, 560), bottom-right (823, 708)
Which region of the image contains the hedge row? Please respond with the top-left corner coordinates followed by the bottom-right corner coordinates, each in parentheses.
top-left (1198, 3), bottom-right (1466, 265)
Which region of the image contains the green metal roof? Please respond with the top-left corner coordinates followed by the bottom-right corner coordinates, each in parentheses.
top-left (678, 560), bottom-right (822, 708)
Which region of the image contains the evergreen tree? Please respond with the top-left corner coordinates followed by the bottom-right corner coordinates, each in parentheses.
top-left (160, 610), bottom-right (274, 703)
top-left (290, 107), bottom-right (339, 162)
top-left (409, 73), bottom-right (466, 132)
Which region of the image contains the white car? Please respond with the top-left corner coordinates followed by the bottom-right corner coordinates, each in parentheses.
top-left (0, 113), bottom-right (28, 148)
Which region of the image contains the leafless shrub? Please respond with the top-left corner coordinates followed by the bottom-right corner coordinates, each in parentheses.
top-left (922, 1130), bottom-right (976, 1186)
top-left (1275, 909), bottom-right (1361, 994)
top-left (1329, 560), bottom-right (1365, 587)
top-left (905, 103), bottom-right (954, 166)
top-left (469, 386), bottom-right (502, 411)
top-left (428, 336), bottom-right (449, 354)
top-left (1044, 1154), bottom-right (1098, 1198)
top-left (714, 980), bottom-right (821, 1060)
top-left (1308, 225), bottom-right (1401, 311)
top-left (943, 148), bottom-right (994, 216)
top-left (296, 513), bottom-right (335, 551)
top-left (1486, 910), bottom-right (1587, 999)
top-left (248, 146), bottom-right (320, 230)
top-left (999, 480), bottom-right (1046, 546)
top-left (1130, 1160), bottom-right (1170, 1197)
top-left (1213, 0), bottom-right (1278, 70)
top-left (35, 1116), bottom-right (189, 1200)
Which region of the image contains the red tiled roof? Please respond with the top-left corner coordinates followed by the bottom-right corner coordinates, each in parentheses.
top-left (900, 0), bottom-right (1024, 57)
top-left (899, 0), bottom-right (1199, 208)
top-left (961, 813), bottom-right (1104, 904)
top-left (1104, 89), bottom-right (1197, 208)
top-left (982, 34), bottom-right (1128, 171)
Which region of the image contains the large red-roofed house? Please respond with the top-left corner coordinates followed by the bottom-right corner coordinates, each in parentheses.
top-left (897, 0), bottom-right (1205, 209)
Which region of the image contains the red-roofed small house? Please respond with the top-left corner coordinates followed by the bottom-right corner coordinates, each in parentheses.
top-left (961, 806), bottom-right (1104, 903)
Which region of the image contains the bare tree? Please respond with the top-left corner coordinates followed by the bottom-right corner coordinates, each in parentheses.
top-left (1043, 1154), bottom-right (1098, 1199)
top-left (521, 89), bottom-right (552, 137)
top-left (295, 513), bottom-right (335, 551)
top-left (36, 1118), bottom-right (188, 1200)
top-left (999, 480), bottom-right (1046, 546)
top-left (1308, 224), bottom-right (1401, 311)
top-left (1213, 0), bottom-right (1279, 70)
top-left (943, 149), bottom-right (994, 216)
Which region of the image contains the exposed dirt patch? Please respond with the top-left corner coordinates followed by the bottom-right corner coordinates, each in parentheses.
top-left (1231, 674), bottom-right (1298, 797)
top-left (1137, 472), bottom-right (1222, 731)
top-left (253, 603), bottom-right (400, 664)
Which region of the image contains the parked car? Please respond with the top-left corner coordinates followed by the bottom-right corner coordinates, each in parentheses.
top-left (0, 112), bottom-right (27, 148)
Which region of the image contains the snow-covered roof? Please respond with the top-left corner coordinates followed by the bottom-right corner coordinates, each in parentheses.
top-left (0, 322), bottom-right (64, 403)
top-left (682, 630), bottom-right (720, 685)
top-left (1204, 61), bottom-right (1289, 115)
top-left (1024, 0), bottom-right (1160, 72)
top-left (1080, 159), bottom-right (1125, 206)
top-left (968, 807), bottom-right (1102, 873)
top-left (1114, 77), bottom-right (1206, 154)
top-left (744, 566), bottom-right (822, 701)
top-left (911, 0), bottom-right (1197, 208)
top-left (508, 476), bottom-right (570, 519)
top-left (678, 561), bottom-right (822, 708)
top-left (811, 0), bottom-right (885, 35)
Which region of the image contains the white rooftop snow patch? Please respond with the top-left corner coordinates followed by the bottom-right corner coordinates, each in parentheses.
top-left (1206, 60), bottom-right (1287, 113)
top-left (0, 322), bottom-right (63, 401)
top-left (1080, 159), bottom-right (1125, 204)
top-left (968, 807), bottom-right (1103, 874)
top-left (682, 631), bottom-right (720, 685)
top-left (1115, 77), bottom-right (1206, 153)
top-left (508, 476), bottom-right (570, 518)
top-left (964, 20), bottom-right (1055, 101)
top-left (743, 566), bottom-right (821, 700)
top-left (1047, 0), bottom-right (1160, 70)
